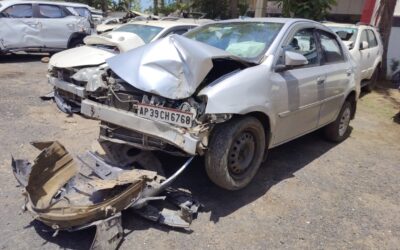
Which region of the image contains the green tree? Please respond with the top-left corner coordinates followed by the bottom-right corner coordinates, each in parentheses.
top-left (192, 0), bottom-right (230, 19)
top-left (278, 0), bottom-right (336, 20)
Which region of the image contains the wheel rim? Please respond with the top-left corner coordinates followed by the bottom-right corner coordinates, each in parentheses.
top-left (228, 131), bottom-right (256, 178)
top-left (339, 107), bottom-right (351, 136)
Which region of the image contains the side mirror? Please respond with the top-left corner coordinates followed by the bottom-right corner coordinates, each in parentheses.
top-left (344, 41), bottom-right (354, 50)
top-left (360, 41), bottom-right (369, 50)
top-left (285, 51), bottom-right (308, 66)
top-left (275, 51), bottom-right (308, 72)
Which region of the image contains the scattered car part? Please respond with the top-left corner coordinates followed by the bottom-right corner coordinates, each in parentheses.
top-left (11, 141), bottom-right (199, 249)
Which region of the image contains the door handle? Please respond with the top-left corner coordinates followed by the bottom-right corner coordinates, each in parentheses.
top-left (317, 76), bottom-right (325, 85)
top-left (346, 69), bottom-right (353, 76)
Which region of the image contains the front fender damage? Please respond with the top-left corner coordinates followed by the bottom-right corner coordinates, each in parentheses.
top-left (11, 141), bottom-right (201, 249)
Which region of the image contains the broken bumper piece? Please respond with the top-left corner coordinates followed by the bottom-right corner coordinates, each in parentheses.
top-left (48, 76), bottom-right (86, 98)
top-left (11, 141), bottom-right (200, 249)
top-left (81, 99), bottom-right (200, 155)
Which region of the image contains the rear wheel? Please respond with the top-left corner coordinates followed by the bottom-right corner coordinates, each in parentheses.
top-left (323, 101), bottom-right (352, 142)
top-left (205, 116), bottom-right (266, 190)
top-left (365, 66), bottom-right (379, 92)
top-left (69, 38), bottom-right (84, 48)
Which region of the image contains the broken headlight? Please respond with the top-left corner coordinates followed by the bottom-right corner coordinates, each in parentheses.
top-left (72, 67), bottom-right (106, 92)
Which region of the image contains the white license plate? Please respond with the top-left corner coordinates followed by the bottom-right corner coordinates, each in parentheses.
top-left (137, 104), bottom-right (193, 128)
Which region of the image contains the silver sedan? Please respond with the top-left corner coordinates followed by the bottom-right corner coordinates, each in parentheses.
top-left (81, 18), bottom-right (360, 190)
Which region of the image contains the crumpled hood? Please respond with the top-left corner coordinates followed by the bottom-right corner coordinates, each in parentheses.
top-left (106, 34), bottom-right (238, 99)
top-left (49, 45), bottom-right (115, 68)
top-left (84, 31), bottom-right (145, 53)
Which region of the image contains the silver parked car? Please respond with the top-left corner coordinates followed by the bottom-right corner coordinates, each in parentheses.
top-left (81, 18), bottom-right (360, 190)
top-left (0, 0), bottom-right (91, 53)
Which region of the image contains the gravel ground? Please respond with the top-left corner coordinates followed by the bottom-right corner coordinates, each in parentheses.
top-left (0, 54), bottom-right (399, 250)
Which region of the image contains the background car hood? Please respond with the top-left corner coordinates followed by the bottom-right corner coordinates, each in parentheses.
top-left (84, 31), bottom-right (145, 53)
top-left (49, 45), bottom-right (115, 68)
top-left (106, 34), bottom-right (240, 99)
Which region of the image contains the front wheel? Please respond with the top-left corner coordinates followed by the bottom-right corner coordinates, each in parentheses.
top-left (205, 116), bottom-right (266, 190)
top-left (323, 101), bottom-right (353, 142)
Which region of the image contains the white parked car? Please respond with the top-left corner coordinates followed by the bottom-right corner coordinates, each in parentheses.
top-left (326, 22), bottom-right (383, 91)
top-left (47, 20), bottom-right (200, 113)
top-left (0, 0), bottom-right (92, 53)
top-left (80, 18), bottom-right (360, 190)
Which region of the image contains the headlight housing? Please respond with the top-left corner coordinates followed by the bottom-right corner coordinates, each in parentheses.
top-left (72, 67), bottom-right (105, 92)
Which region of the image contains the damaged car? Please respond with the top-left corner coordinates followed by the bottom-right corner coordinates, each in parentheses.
top-left (80, 18), bottom-right (360, 190)
top-left (47, 20), bottom-right (201, 113)
top-left (0, 0), bottom-right (92, 54)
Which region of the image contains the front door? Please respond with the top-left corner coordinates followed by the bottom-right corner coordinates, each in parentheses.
top-left (36, 4), bottom-right (72, 48)
top-left (271, 28), bottom-right (324, 144)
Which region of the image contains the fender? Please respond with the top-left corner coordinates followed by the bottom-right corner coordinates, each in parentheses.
top-left (67, 32), bottom-right (88, 48)
top-left (198, 63), bottom-right (277, 130)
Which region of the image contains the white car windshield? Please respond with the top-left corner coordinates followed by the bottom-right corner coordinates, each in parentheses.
top-left (113, 24), bottom-right (163, 43)
top-left (185, 22), bottom-right (283, 60)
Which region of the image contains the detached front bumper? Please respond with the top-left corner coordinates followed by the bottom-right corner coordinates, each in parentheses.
top-left (48, 76), bottom-right (86, 98)
top-left (81, 99), bottom-right (200, 155)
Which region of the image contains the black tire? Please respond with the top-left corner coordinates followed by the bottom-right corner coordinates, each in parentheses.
top-left (69, 39), bottom-right (84, 48)
top-left (365, 67), bottom-right (379, 92)
top-left (205, 116), bottom-right (266, 190)
top-left (323, 101), bottom-right (352, 142)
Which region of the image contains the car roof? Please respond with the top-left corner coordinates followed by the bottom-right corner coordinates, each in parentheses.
top-left (126, 20), bottom-right (200, 28)
top-left (0, 0), bottom-right (90, 8)
top-left (215, 17), bottom-right (320, 25)
top-left (323, 22), bottom-right (377, 30)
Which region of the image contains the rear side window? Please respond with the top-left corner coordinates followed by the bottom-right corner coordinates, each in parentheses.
top-left (360, 30), bottom-right (369, 48)
top-left (1, 4), bottom-right (33, 18)
top-left (39, 4), bottom-right (65, 18)
top-left (319, 31), bottom-right (345, 64)
top-left (367, 30), bottom-right (378, 47)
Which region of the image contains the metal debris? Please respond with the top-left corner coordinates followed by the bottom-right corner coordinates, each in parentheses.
top-left (11, 141), bottom-right (200, 249)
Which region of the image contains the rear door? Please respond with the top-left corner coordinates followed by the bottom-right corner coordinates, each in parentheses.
top-left (271, 28), bottom-right (324, 144)
top-left (359, 29), bottom-right (374, 79)
top-left (316, 30), bottom-right (350, 126)
top-left (366, 29), bottom-right (380, 77)
top-left (0, 3), bottom-right (41, 49)
top-left (36, 4), bottom-right (73, 48)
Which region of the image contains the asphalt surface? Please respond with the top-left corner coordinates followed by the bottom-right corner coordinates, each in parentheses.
top-left (0, 54), bottom-right (399, 249)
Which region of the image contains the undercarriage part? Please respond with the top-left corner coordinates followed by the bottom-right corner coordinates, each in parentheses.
top-left (11, 141), bottom-right (199, 249)
top-left (40, 91), bottom-right (80, 115)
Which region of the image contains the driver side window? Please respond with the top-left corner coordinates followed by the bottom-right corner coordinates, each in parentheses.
top-left (286, 29), bottom-right (319, 67)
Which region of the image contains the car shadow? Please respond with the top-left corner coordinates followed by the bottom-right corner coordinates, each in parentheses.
top-left (0, 53), bottom-right (48, 63)
top-left (169, 130), bottom-right (339, 223)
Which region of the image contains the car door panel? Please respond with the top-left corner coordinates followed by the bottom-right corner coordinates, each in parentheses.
top-left (0, 4), bottom-right (42, 49)
top-left (271, 67), bottom-right (322, 144)
top-left (37, 4), bottom-right (73, 48)
top-left (317, 30), bottom-right (349, 126)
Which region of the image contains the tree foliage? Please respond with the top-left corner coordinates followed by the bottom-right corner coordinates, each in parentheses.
top-left (278, 0), bottom-right (337, 20)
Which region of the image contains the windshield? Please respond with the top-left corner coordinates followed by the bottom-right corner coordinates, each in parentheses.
top-left (113, 24), bottom-right (163, 43)
top-left (185, 22), bottom-right (284, 60)
top-left (328, 26), bottom-right (358, 43)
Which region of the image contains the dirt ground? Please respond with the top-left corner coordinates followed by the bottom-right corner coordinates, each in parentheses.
top-left (0, 54), bottom-right (399, 250)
